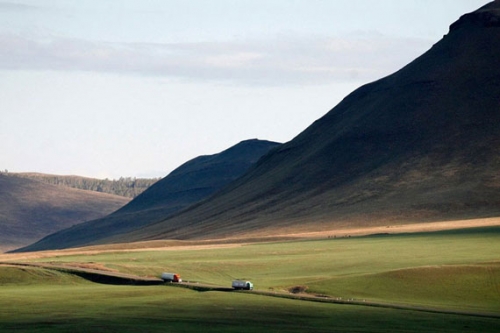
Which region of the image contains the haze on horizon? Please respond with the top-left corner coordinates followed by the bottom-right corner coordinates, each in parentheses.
top-left (1, 0), bottom-right (488, 179)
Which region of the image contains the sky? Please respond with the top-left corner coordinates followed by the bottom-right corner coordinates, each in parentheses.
top-left (1, 0), bottom-right (489, 179)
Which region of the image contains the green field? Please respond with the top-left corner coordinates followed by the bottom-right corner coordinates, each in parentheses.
top-left (1, 227), bottom-right (499, 332)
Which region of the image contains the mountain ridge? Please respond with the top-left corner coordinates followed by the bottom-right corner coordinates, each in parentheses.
top-left (107, 1), bottom-right (500, 242)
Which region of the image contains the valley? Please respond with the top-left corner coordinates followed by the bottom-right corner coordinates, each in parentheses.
top-left (0, 174), bottom-right (130, 252)
top-left (2, 2), bottom-right (500, 332)
top-left (1, 224), bottom-right (499, 332)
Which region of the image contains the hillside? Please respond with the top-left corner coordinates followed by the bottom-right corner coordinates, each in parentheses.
top-left (16, 139), bottom-right (280, 251)
top-left (101, 1), bottom-right (500, 242)
top-left (0, 174), bottom-right (129, 252)
top-left (5, 172), bottom-right (160, 198)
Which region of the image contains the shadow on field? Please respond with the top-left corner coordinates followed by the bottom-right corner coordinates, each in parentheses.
top-left (0, 262), bottom-right (164, 286)
top-left (69, 271), bottom-right (163, 286)
top-left (170, 282), bottom-right (235, 292)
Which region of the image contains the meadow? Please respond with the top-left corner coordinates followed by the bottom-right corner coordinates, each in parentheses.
top-left (1, 226), bottom-right (499, 332)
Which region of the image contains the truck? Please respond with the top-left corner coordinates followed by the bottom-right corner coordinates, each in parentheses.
top-left (232, 280), bottom-right (253, 290)
top-left (161, 272), bottom-right (182, 283)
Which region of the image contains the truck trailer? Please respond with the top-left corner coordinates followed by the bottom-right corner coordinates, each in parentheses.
top-left (161, 272), bottom-right (182, 282)
top-left (232, 280), bottom-right (253, 290)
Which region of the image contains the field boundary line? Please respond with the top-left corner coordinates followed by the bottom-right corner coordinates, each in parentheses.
top-left (246, 290), bottom-right (500, 319)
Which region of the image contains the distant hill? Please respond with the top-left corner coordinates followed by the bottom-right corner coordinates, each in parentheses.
top-left (16, 139), bottom-right (280, 251)
top-left (88, 1), bottom-right (500, 243)
top-left (5, 172), bottom-right (160, 198)
top-left (0, 174), bottom-right (129, 252)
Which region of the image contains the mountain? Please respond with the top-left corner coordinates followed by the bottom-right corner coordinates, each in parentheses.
top-left (101, 1), bottom-right (500, 242)
top-left (0, 174), bottom-right (129, 252)
top-left (16, 139), bottom-right (280, 251)
top-left (15, 2), bottom-right (500, 251)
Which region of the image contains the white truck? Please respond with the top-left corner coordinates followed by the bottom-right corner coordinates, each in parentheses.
top-left (232, 280), bottom-right (253, 290)
top-left (161, 272), bottom-right (182, 283)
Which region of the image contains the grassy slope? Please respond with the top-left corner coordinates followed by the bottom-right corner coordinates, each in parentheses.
top-left (2, 283), bottom-right (499, 333)
top-left (306, 263), bottom-right (500, 311)
top-left (0, 266), bottom-right (88, 286)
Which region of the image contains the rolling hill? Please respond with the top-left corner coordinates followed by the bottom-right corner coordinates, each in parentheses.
top-left (15, 139), bottom-right (280, 251)
top-left (101, 1), bottom-right (500, 242)
top-left (0, 174), bottom-right (129, 252)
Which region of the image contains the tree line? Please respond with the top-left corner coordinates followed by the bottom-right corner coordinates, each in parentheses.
top-left (2, 171), bottom-right (160, 198)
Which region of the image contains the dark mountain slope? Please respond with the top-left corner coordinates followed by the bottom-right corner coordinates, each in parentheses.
top-left (115, 139), bottom-right (281, 214)
top-left (0, 174), bottom-right (129, 252)
top-left (111, 1), bottom-right (500, 241)
top-left (16, 139), bottom-right (280, 251)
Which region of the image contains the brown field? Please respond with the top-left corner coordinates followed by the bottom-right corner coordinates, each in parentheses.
top-left (2, 216), bottom-right (499, 261)
top-left (263, 216), bottom-right (500, 239)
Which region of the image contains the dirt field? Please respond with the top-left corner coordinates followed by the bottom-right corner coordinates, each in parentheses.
top-left (1, 217), bottom-right (499, 261)
top-left (265, 217), bottom-right (500, 239)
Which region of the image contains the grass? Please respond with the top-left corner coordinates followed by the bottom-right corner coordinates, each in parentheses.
top-left (306, 263), bottom-right (500, 310)
top-left (1, 227), bottom-right (500, 332)
top-left (0, 283), bottom-right (499, 333)
top-left (0, 266), bottom-right (88, 286)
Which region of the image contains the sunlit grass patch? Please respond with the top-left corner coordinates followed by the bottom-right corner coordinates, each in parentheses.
top-left (0, 266), bottom-right (87, 286)
top-left (307, 263), bottom-right (500, 311)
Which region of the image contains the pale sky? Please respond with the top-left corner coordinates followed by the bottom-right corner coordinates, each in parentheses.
top-left (1, 0), bottom-right (489, 179)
